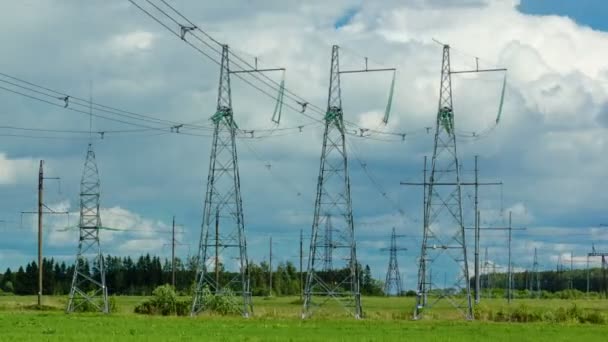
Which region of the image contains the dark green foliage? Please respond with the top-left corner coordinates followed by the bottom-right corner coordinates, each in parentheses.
top-left (199, 287), bottom-right (241, 315)
top-left (134, 285), bottom-right (190, 316)
top-left (2, 256), bottom-right (383, 297)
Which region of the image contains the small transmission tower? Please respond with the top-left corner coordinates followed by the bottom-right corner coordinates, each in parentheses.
top-left (482, 247), bottom-right (492, 298)
top-left (67, 143), bottom-right (109, 313)
top-left (191, 45), bottom-right (252, 317)
top-left (531, 248), bottom-right (541, 298)
top-left (381, 227), bottom-right (407, 296)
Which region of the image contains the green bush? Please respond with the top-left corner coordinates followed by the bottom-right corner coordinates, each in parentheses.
top-left (199, 286), bottom-right (242, 315)
top-left (134, 285), bottom-right (190, 316)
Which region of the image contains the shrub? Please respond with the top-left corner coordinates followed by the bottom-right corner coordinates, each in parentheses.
top-left (134, 285), bottom-right (189, 316)
top-left (199, 286), bottom-right (242, 315)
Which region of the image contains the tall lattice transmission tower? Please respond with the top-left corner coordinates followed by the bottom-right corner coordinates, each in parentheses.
top-left (66, 143), bottom-right (109, 313)
top-left (382, 227), bottom-right (407, 296)
top-left (303, 45), bottom-right (361, 319)
top-left (302, 45), bottom-right (394, 319)
top-left (191, 45), bottom-right (252, 317)
top-left (414, 44), bottom-right (472, 320)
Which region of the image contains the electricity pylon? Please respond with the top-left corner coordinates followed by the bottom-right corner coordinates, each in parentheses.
top-left (67, 143), bottom-right (108, 313)
top-left (381, 228), bottom-right (407, 296)
top-left (408, 43), bottom-right (506, 319)
top-left (531, 248), bottom-right (541, 298)
top-left (303, 45), bottom-right (361, 319)
top-left (191, 45), bottom-right (252, 317)
top-left (482, 247), bottom-right (492, 298)
top-left (302, 45), bottom-right (395, 319)
top-left (415, 44), bottom-right (471, 320)
top-left (588, 245), bottom-right (608, 299)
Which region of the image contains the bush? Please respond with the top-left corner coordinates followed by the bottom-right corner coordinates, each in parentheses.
top-left (199, 286), bottom-right (242, 315)
top-left (134, 285), bottom-right (190, 316)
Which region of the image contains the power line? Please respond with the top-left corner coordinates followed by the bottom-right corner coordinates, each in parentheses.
top-left (129, 0), bottom-right (424, 141)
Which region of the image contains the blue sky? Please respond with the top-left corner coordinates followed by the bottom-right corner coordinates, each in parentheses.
top-left (519, 0), bottom-right (608, 32)
top-left (1, 1), bottom-right (608, 291)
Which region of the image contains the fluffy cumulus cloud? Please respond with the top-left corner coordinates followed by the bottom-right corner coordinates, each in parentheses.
top-left (0, 0), bottom-right (607, 289)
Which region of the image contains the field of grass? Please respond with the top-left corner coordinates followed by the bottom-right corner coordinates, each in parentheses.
top-left (1, 295), bottom-right (607, 341)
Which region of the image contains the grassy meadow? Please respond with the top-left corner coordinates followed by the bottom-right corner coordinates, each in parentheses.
top-left (0, 295), bottom-right (607, 341)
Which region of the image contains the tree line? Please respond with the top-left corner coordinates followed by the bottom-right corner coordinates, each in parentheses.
top-left (0, 255), bottom-right (383, 296)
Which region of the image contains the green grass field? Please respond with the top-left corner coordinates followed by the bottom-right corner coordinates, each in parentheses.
top-left (0, 295), bottom-right (607, 341)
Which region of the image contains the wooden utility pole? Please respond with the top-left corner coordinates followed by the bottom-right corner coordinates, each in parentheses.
top-left (24, 160), bottom-right (63, 307)
top-left (215, 209), bottom-right (220, 288)
top-left (299, 229), bottom-right (303, 301)
top-left (172, 215), bottom-right (176, 288)
top-left (269, 236), bottom-right (273, 297)
top-left (507, 212), bottom-right (512, 303)
top-left (37, 161), bottom-right (43, 307)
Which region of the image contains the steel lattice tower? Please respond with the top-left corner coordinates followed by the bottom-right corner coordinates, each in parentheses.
top-left (482, 247), bottom-right (492, 298)
top-left (191, 45), bottom-right (251, 317)
top-left (382, 228), bottom-right (406, 296)
top-left (67, 143), bottom-right (108, 313)
top-left (531, 248), bottom-right (541, 298)
top-left (303, 45), bottom-right (361, 319)
top-left (414, 44), bottom-right (473, 320)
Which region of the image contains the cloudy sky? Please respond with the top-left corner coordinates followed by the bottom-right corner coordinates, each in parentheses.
top-left (1, 0), bottom-right (607, 289)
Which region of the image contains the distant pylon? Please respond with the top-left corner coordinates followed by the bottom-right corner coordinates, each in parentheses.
top-left (191, 45), bottom-right (251, 317)
top-left (382, 228), bottom-right (407, 296)
top-left (531, 247), bottom-right (541, 298)
top-left (414, 44), bottom-right (472, 320)
top-left (482, 247), bottom-right (491, 298)
top-left (67, 143), bottom-right (108, 313)
top-left (303, 45), bottom-right (361, 319)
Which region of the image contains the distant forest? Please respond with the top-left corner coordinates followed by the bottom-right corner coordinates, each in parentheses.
top-left (0, 255), bottom-right (383, 296)
top-left (0, 255), bottom-right (606, 297)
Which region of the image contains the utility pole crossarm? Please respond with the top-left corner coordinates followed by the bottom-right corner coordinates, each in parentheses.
top-left (450, 68), bottom-right (507, 75)
top-left (229, 68), bottom-right (285, 74)
top-left (339, 67), bottom-right (396, 74)
top-left (401, 182), bottom-right (502, 186)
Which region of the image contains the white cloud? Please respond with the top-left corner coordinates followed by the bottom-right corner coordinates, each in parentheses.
top-left (0, 153), bottom-right (38, 185)
top-left (45, 204), bottom-right (175, 258)
top-left (106, 30), bottom-right (156, 56)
